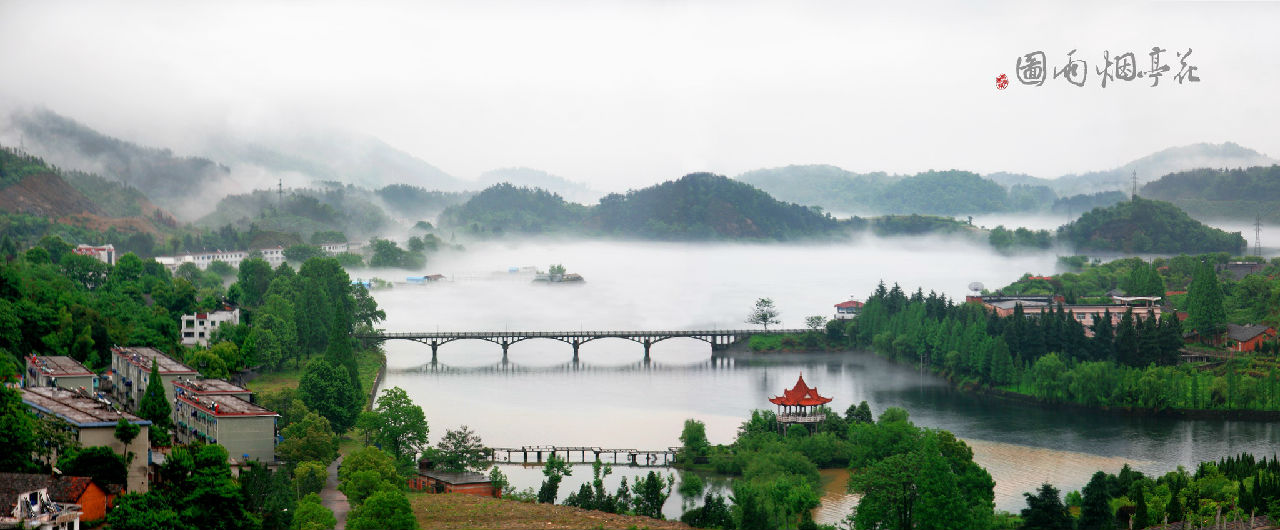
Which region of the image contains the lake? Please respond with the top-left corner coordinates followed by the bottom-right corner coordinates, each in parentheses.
top-left (369, 235), bottom-right (1279, 522)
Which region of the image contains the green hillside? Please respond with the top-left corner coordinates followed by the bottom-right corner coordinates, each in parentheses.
top-left (1058, 197), bottom-right (1245, 253)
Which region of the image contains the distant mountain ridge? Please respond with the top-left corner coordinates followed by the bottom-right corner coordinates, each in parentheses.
top-left (738, 142), bottom-right (1277, 217)
top-left (476, 167), bottom-right (601, 204)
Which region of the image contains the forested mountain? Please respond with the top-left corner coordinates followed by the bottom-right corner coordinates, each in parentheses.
top-left (437, 183), bottom-right (588, 234)
top-left (587, 173), bottom-right (838, 239)
top-left (735, 164), bottom-right (889, 213)
top-left (476, 167), bottom-right (601, 204)
top-left (197, 183), bottom-right (394, 239)
top-left (439, 174), bottom-right (838, 240)
top-left (8, 108), bottom-right (231, 215)
top-left (1058, 197), bottom-right (1245, 253)
top-left (876, 170), bottom-right (1009, 215)
top-left (1141, 165), bottom-right (1280, 221)
top-left (372, 184), bottom-right (470, 220)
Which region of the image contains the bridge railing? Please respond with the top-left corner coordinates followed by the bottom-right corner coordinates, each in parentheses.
top-left (356, 328), bottom-right (811, 339)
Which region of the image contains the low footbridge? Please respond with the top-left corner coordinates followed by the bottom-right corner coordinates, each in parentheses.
top-left (353, 328), bottom-right (807, 361)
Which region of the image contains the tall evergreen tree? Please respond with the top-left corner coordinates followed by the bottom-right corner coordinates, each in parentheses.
top-left (1186, 261), bottom-right (1227, 339)
top-left (1091, 310), bottom-right (1115, 361)
top-left (1079, 471), bottom-right (1115, 530)
top-left (1130, 482), bottom-right (1150, 530)
top-left (138, 359), bottom-right (172, 446)
top-left (1019, 483), bottom-right (1072, 530)
top-left (1115, 309), bottom-right (1139, 367)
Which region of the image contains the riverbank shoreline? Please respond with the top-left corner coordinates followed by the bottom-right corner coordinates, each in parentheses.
top-left (729, 344), bottom-right (1280, 421)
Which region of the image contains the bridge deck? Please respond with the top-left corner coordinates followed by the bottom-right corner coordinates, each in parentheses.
top-left (360, 329), bottom-right (808, 339)
top-left (490, 445), bottom-right (681, 466)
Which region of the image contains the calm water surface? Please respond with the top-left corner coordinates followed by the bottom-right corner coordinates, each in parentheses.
top-left (369, 238), bottom-right (1280, 522)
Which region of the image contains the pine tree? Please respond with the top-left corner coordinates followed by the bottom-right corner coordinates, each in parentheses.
top-left (1115, 309), bottom-right (1139, 366)
top-left (1092, 310), bottom-right (1115, 362)
top-left (138, 359), bottom-right (172, 446)
top-left (1187, 261), bottom-right (1227, 340)
top-left (1079, 471), bottom-right (1116, 530)
top-left (1131, 482), bottom-right (1150, 530)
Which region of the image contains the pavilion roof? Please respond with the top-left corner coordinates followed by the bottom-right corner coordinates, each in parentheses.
top-left (769, 374), bottom-right (832, 407)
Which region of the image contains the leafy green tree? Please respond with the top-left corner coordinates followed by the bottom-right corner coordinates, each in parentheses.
top-left (913, 437), bottom-right (969, 530)
top-left (290, 493), bottom-right (336, 530)
top-left (284, 245), bottom-right (325, 263)
top-left (681, 493), bottom-right (735, 529)
top-left (180, 444), bottom-right (262, 530)
top-left (367, 387), bottom-right (430, 463)
top-left (107, 492), bottom-right (182, 530)
top-left (845, 400), bottom-right (873, 424)
top-left (346, 490), bottom-right (417, 530)
top-left (277, 411), bottom-right (339, 465)
top-left (1019, 483), bottom-right (1072, 530)
top-left (339, 446), bottom-right (401, 502)
top-left (431, 425), bottom-right (488, 474)
top-left (298, 358), bottom-right (361, 433)
top-left (746, 298), bottom-right (781, 330)
top-left (632, 470), bottom-right (676, 519)
top-left (236, 258), bottom-right (274, 307)
top-left (0, 385), bottom-right (36, 471)
top-left (114, 417), bottom-right (142, 463)
top-left (294, 461), bottom-right (328, 497)
top-left (138, 359), bottom-right (173, 445)
top-left (1130, 482), bottom-right (1150, 530)
top-left (850, 452), bottom-right (917, 530)
top-left (487, 466), bottom-right (510, 498)
top-left (679, 419), bottom-right (710, 463)
top-left (60, 446), bottom-right (126, 486)
top-left (1079, 471), bottom-right (1115, 530)
top-left (187, 349), bottom-right (230, 379)
top-left (537, 453), bottom-right (573, 504)
top-left (240, 460), bottom-right (296, 530)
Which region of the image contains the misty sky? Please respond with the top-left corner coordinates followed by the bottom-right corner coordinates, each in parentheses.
top-left (2, 0), bottom-right (1278, 190)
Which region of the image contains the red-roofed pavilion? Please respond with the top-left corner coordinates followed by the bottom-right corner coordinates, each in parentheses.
top-left (770, 373), bottom-right (832, 433)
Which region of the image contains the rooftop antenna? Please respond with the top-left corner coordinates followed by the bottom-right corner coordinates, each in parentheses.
top-left (1255, 213), bottom-right (1263, 257)
top-left (1131, 170), bottom-right (1138, 200)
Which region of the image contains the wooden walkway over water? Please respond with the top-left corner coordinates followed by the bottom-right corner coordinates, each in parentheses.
top-left (489, 445), bottom-right (680, 467)
top-left (355, 328), bottom-right (807, 361)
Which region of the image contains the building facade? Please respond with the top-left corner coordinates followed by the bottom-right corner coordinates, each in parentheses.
top-left (172, 391), bottom-right (278, 463)
top-left (834, 299), bottom-right (863, 320)
top-left (72, 244), bottom-right (116, 266)
top-left (108, 347), bottom-right (198, 411)
top-left (180, 308), bottom-right (241, 347)
top-left (24, 356), bottom-right (95, 393)
top-left (171, 377), bottom-right (254, 403)
top-left (21, 387), bottom-right (151, 493)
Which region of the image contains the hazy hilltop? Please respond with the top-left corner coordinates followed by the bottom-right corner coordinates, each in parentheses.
top-left (735, 164), bottom-right (889, 214)
top-left (201, 129), bottom-right (467, 193)
top-left (1048, 142), bottom-right (1276, 196)
top-left (476, 167), bottom-right (602, 204)
top-left (440, 173), bottom-right (838, 240)
top-left (6, 108), bottom-right (231, 216)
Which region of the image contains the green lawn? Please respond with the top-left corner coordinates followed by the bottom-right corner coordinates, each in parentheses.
top-left (245, 348), bottom-right (386, 406)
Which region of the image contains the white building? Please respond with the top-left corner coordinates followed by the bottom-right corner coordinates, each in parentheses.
top-left (154, 242), bottom-right (350, 273)
top-left (180, 307), bottom-right (241, 347)
top-left (72, 244), bottom-right (115, 266)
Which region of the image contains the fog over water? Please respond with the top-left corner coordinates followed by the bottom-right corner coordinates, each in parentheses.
top-left (370, 234), bottom-right (1280, 520)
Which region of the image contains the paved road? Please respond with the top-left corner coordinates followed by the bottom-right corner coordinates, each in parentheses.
top-left (320, 456), bottom-right (349, 530)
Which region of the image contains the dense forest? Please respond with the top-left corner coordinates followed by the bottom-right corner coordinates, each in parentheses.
top-left (1020, 453), bottom-right (1280, 530)
top-left (198, 184), bottom-right (392, 240)
top-left (834, 280), bottom-right (1280, 412)
top-left (440, 174), bottom-right (841, 240)
top-left (1050, 190), bottom-right (1127, 215)
top-left (1058, 197), bottom-right (1246, 253)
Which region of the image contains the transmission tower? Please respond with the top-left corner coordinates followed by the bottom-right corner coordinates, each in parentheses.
top-left (277, 178), bottom-right (283, 205)
top-left (1256, 214), bottom-right (1263, 257)
top-left (1131, 170), bottom-right (1138, 200)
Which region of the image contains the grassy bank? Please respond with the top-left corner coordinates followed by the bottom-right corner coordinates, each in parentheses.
top-left (408, 492), bottom-right (690, 530)
top-left (244, 348), bottom-right (385, 398)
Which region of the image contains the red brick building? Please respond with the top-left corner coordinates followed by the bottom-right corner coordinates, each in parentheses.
top-left (1227, 324), bottom-right (1277, 352)
top-left (408, 469), bottom-right (500, 497)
